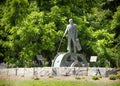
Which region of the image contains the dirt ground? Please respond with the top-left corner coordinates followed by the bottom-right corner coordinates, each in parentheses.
top-left (0, 75), bottom-right (120, 82)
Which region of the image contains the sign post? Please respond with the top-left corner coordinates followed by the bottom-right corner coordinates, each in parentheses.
top-left (90, 56), bottom-right (97, 62)
top-left (90, 56), bottom-right (101, 76)
top-left (90, 56), bottom-right (97, 67)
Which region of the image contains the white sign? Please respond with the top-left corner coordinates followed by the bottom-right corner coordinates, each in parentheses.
top-left (90, 56), bottom-right (97, 62)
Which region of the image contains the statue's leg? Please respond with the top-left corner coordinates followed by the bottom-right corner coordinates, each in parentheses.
top-left (73, 41), bottom-right (76, 53)
top-left (72, 38), bottom-right (76, 53)
top-left (67, 38), bottom-right (72, 52)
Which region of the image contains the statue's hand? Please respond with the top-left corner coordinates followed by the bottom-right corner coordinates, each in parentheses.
top-left (76, 38), bottom-right (79, 41)
top-left (63, 36), bottom-right (66, 39)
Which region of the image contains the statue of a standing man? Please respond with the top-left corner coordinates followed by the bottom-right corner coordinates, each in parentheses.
top-left (63, 19), bottom-right (82, 53)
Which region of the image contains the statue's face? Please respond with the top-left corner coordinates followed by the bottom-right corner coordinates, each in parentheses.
top-left (69, 19), bottom-right (73, 24)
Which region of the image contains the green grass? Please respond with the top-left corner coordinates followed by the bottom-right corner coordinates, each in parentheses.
top-left (0, 80), bottom-right (120, 86)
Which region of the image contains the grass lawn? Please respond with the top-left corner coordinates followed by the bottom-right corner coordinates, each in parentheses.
top-left (0, 80), bottom-right (120, 86)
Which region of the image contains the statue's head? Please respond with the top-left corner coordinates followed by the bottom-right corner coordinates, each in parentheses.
top-left (69, 19), bottom-right (73, 24)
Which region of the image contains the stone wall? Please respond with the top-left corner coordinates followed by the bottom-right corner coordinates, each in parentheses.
top-left (0, 67), bottom-right (118, 77)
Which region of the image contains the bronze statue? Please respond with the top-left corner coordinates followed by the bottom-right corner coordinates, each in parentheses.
top-left (63, 19), bottom-right (82, 53)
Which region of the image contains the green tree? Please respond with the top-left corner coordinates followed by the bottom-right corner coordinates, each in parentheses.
top-left (111, 6), bottom-right (120, 67)
top-left (0, 0), bottom-right (120, 68)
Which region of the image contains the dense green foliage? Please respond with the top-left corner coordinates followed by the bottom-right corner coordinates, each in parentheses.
top-left (92, 75), bottom-right (102, 80)
top-left (109, 74), bottom-right (117, 80)
top-left (117, 72), bottom-right (120, 79)
top-left (0, 0), bottom-right (120, 67)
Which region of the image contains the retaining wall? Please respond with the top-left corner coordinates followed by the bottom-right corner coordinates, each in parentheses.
top-left (0, 67), bottom-right (118, 77)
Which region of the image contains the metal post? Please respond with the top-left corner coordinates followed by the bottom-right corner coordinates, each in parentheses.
top-left (57, 36), bottom-right (64, 53)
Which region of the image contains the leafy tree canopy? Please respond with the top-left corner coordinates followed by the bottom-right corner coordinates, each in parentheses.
top-left (0, 0), bottom-right (120, 67)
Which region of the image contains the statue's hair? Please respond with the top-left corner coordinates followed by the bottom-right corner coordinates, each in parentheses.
top-left (69, 18), bottom-right (73, 23)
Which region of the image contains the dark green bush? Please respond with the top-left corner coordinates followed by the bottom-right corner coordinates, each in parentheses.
top-left (33, 77), bottom-right (39, 80)
top-left (48, 76), bottom-right (54, 78)
top-left (117, 72), bottom-right (120, 79)
top-left (109, 75), bottom-right (117, 80)
top-left (75, 76), bottom-right (81, 80)
top-left (92, 75), bottom-right (99, 80)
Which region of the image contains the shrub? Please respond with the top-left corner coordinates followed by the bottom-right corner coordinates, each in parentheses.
top-left (21, 75), bottom-right (24, 77)
top-left (98, 75), bottom-right (102, 78)
top-left (117, 72), bottom-right (120, 79)
top-left (48, 76), bottom-right (54, 78)
top-left (92, 75), bottom-right (99, 80)
top-left (75, 76), bottom-right (81, 80)
top-left (109, 75), bottom-right (117, 80)
top-left (33, 77), bottom-right (39, 80)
